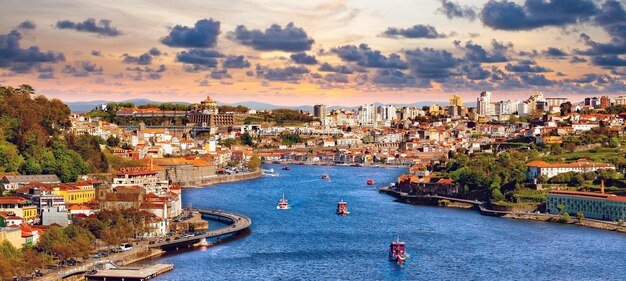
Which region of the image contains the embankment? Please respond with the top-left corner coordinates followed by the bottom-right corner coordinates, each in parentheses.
top-left (185, 170), bottom-right (262, 188)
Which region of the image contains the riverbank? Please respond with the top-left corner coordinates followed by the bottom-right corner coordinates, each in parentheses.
top-left (183, 170), bottom-right (262, 188)
top-left (262, 160), bottom-right (408, 169)
top-left (379, 185), bottom-right (626, 234)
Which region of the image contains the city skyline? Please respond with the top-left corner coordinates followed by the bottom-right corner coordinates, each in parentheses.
top-left (1, 0), bottom-right (626, 105)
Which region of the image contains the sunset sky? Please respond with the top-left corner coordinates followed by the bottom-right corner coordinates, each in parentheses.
top-left (0, 0), bottom-right (625, 106)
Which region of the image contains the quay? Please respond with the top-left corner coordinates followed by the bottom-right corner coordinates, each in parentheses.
top-left (379, 185), bottom-right (484, 208)
top-left (85, 263), bottom-right (173, 281)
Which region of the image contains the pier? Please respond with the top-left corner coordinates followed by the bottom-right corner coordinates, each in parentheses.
top-left (85, 263), bottom-right (173, 281)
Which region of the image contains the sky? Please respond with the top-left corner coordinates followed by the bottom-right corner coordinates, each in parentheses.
top-left (0, 0), bottom-right (625, 106)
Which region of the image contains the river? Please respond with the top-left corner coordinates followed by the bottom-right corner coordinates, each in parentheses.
top-left (138, 164), bottom-right (625, 280)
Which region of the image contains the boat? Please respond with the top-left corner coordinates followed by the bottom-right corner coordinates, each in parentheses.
top-left (351, 163), bottom-right (362, 167)
top-left (367, 179), bottom-right (375, 185)
top-left (322, 174), bottom-right (330, 180)
top-left (263, 168), bottom-right (279, 177)
top-left (336, 199), bottom-right (349, 215)
top-left (389, 236), bottom-right (408, 264)
top-left (276, 194), bottom-right (289, 209)
top-left (281, 166), bottom-right (291, 171)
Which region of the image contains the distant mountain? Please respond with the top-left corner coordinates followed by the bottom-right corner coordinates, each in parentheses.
top-left (67, 99), bottom-right (475, 113)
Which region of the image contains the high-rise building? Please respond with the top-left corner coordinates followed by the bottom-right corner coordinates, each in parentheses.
top-left (313, 104), bottom-right (326, 119)
top-left (477, 91), bottom-right (495, 116)
top-left (495, 100), bottom-right (520, 115)
top-left (615, 96), bottom-right (626, 106)
top-left (600, 96), bottom-right (609, 109)
top-left (357, 104), bottom-right (377, 126)
top-left (545, 97), bottom-right (568, 108)
top-left (382, 105), bottom-right (396, 121)
top-left (449, 95), bottom-right (462, 107)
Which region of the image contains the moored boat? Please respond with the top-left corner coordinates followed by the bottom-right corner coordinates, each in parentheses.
top-left (336, 199), bottom-right (349, 215)
top-left (281, 166), bottom-right (291, 171)
top-left (389, 237), bottom-right (408, 264)
top-left (367, 179), bottom-right (375, 185)
top-left (276, 194), bottom-right (289, 209)
top-left (322, 174), bottom-right (329, 180)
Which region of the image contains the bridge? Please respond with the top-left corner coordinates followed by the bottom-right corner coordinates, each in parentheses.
top-left (149, 209), bottom-right (252, 250)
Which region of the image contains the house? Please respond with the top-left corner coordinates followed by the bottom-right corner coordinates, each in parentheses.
top-left (0, 197), bottom-right (37, 221)
top-left (2, 175), bottom-right (60, 191)
top-left (18, 223), bottom-right (40, 246)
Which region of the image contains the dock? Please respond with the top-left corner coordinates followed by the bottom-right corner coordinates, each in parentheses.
top-left (85, 263), bottom-right (173, 281)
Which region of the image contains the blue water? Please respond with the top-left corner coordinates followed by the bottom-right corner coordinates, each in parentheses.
top-left (140, 164), bottom-right (626, 280)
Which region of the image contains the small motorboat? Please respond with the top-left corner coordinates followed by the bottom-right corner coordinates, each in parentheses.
top-left (389, 236), bottom-right (408, 264)
top-left (367, 179), bottom-right (375, 186)
top-left (276, 194), bottom-right (289, 209)
top-left (351, 163), bottom-right (362, 167)
top-left (336, 199), bottom-right (349, 215)
top-left (322, 174), bottom-right (330, 180)
top-left (281, 166), bottom-right (291, 171)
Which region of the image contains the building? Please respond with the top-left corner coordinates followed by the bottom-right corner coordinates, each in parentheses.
top-left (0, 227), bottom-right (23, 249)
top-left (0, 197), bottom-right (37, 221)
top-left (477, 91), bottom-right (495, 116)
top-left (199, 96), bottom-right (219, 114)
top-left (358, 104), bottom-right (377, 126)
top-left (526, 160), bottom-right (616, 179)
top-left (547, 189), bottom-right (626, 221)
top-left (52, 183), bottom-right (96, 205)
top-left (600, 96), bottom-right (609, 109)
top-left (41, 206), bottom-right (69, 226)
top-left (449, 95), bottom-right (462, 107)
top-left (545, 97), bottom-right (568, 108)
top-left (313, 104), bottom-right (326, 119)
top-left (2, 175), bottom-right (60, 191)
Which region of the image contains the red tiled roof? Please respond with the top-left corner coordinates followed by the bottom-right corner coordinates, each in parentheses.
top-left (527, 160), bottom-right (614, 169)
top-left (549, 190), bottom-right (626, 202)
top-left (0, 197), bottom-right (30, 204)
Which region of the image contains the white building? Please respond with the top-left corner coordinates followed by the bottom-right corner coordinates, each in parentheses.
top-left (477, 91), bottom-right (495, 116)
top-left (358, 104), bottom-right (377, 126)
top-left (527, 160), bottom-right (615, 179)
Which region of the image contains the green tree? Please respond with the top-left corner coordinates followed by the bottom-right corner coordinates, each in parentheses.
top-left (608, 137), bottom-right (619, 148)
top-left (240, 132), bottom-right (254, 146)
top-left (491, 188), bottom-right (505, 202)
top-left (0, 142), bottom-right (24, 172)
top-left (247, 156), bottom-right (261, 170)
top-left (20, 157), bottom-right (42, 174)
top-left (576, 211), bottom-right (584, 223)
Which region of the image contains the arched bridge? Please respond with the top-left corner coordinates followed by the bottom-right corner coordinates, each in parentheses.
top-left (150, 209), bottom-right (252, 250)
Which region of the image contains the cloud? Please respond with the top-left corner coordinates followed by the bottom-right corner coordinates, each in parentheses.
top-left (504, 60), bottom-right (552, 72)
top-left (372, 69), bottom-right (416, 86)
top-left (318, 63), bottom-right (353, 74)
top-left (332, 44), bottom-right (408, 69)
top-left (542, 47), bottom-right (568, 57)
top-left (17, 20), bottom-right (36, 30)
top-left (480, 0), bottom-right (598, 31)
top-left (438, 0), bottom-right (476, 20)
top-left (591, 54), bottom-right (626, 66)
top-left (229, 22), bottom-right (314, 52)
top-left (149, 48), bottom-right (161, 56)
top-left (405, 48), bottom-right (461, 82)
top-left (122, 53), bottom-right (152, 65)
top-left (595, 0), bottom-right (626, 26)
top-left (176, 49), bottom-right (224, 71)
top-left (210, 69), bottom-right (231, 79)
top-left (570, 56), bottom-right (588, 63)
top-left (256, 64), bottom-right (309, 82)
top-left (460, 63), bottom-right (490, 80)
top-left (0, 30), bottom-right (65, 73)
top-left (222, 55), bottom-right (250, 69)
top-left (455, 39), bottom-right (512, 63)
top-left (38, 72), bottom-right (55, 79)
top-left (382, 24), bottom-right (447, 39)
top-left (125, 65), bottom-right (166, 80)
top-left (91, 50), bottom-right (101, 56)
top-left (323, 73), bottom-right (350, 83)
top-left (56, 18), bottom-right (121, 36)
top-left (161, 19), bottom-right (220, 48)
top-left (290, 52), bottom-right (318, 65)
top-left (519, 73), bottom-right (557, 86)
top-left (61, 61), bottom-right (103, 77)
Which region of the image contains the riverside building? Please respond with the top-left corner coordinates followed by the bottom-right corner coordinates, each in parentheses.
top-left (547, 186), bottom-right (626, 222)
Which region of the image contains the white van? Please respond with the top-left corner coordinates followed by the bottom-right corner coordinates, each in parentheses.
top-left (119, 243), bottom-right (133, 252)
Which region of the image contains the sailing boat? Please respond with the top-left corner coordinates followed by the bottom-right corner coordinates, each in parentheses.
top-left (276, 194), bottom-right (289, 209)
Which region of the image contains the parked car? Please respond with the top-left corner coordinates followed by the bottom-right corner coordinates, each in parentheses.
top-left (149, 241), bottom-right (156, 245)
top-left (120, 243), bottom-right (133, 252)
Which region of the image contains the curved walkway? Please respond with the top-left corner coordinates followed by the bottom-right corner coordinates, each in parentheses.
top-left (150, 209), bottom-right (252, 248)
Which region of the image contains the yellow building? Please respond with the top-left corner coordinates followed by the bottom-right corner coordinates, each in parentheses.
top-left (543, 136), bottom-right (563, 145)
top-left (0, 197), bottom-right (37, 221)
top-left (52, 183), bottom-right (96, 204)
top-left (0, 227), bottom-right (23, 249)
top-left (449, 95), bottom-right (463, 106)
